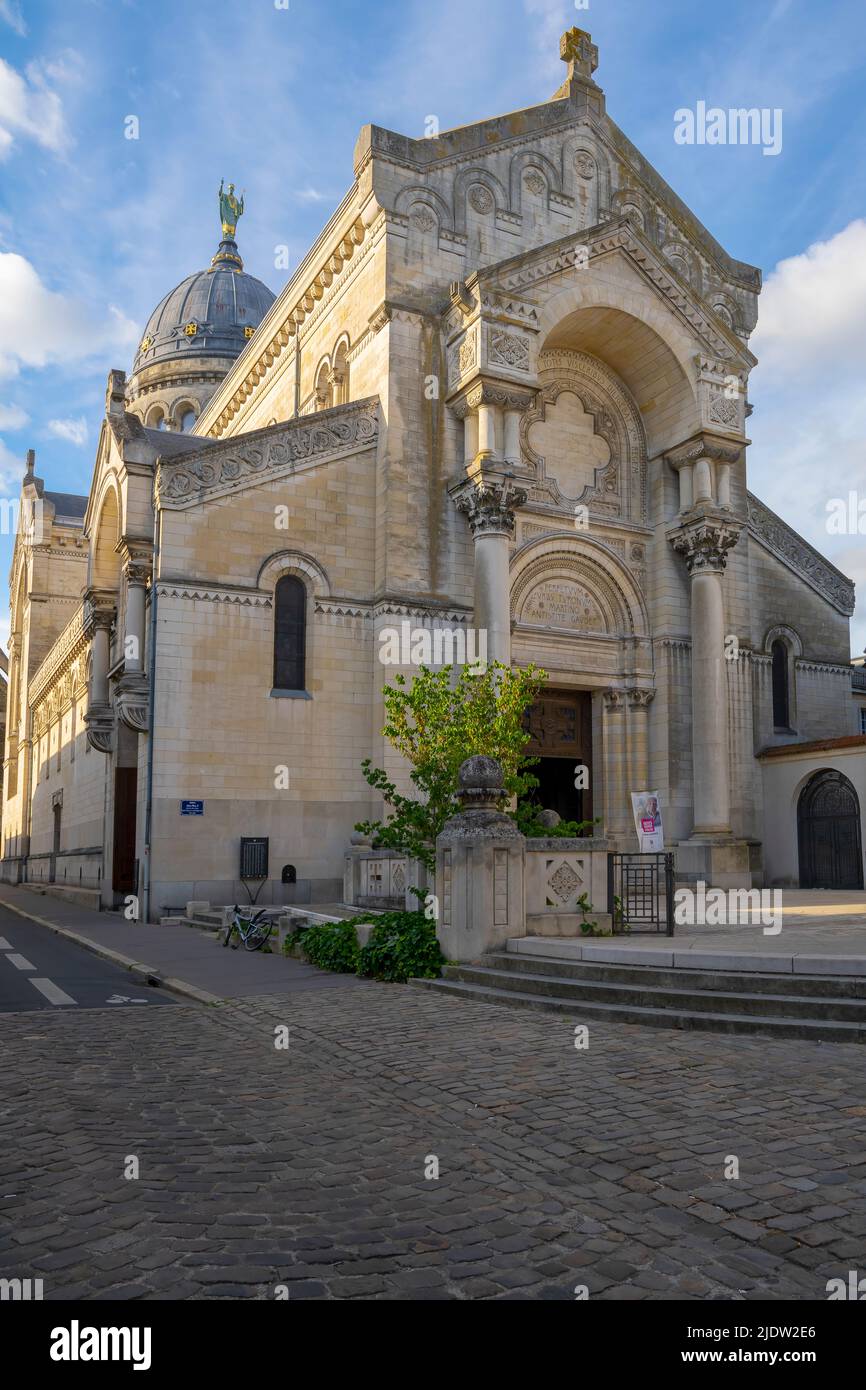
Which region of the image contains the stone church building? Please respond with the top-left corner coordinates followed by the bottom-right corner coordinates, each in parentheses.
top-left (2, 29), bottom-right (862, 917)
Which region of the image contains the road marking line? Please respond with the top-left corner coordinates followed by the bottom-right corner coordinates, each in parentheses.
top-left (8, 954), bottom-right (36, 971)
top-left (0, 938), bottom-right (13, 950)
top-left (29, 977), bottom-right (76, 1006)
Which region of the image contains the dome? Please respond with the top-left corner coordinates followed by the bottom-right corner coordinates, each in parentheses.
top-left (132, 237), bottom-right (275, 377)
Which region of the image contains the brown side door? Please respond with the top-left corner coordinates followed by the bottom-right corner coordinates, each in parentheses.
top-left (112, 767), bottom-right (138, 894)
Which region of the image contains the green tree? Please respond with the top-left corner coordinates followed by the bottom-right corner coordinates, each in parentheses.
top-left (356, 661), bottom-right (546, 871)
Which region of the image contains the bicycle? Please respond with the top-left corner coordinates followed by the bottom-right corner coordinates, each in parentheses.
top-left (222, 905), bottom-right (274, 952)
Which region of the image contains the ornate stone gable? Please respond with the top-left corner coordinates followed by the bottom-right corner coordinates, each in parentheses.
top-left (485, 223), bottom-right (755, 370)
top-left (156, 398), bottom-right (379, 510)
top-left (747, 492), bottom-right (856, 616)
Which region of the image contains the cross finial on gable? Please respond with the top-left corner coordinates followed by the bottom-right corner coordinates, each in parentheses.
top-left (560, 27), bottom-right (598, 81)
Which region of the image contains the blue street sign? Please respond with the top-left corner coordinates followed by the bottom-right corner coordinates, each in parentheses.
top-left (180, 800), bottom-right (205, 816)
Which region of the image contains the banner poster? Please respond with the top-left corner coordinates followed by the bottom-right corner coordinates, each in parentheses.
top-left (631, 791), bottom-right (664, 851)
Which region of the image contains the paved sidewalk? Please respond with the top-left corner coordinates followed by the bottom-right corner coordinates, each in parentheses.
top-left (0, 884), bottom-right (363, 1002)
top-left (515, 890), bottom-right (866, 975)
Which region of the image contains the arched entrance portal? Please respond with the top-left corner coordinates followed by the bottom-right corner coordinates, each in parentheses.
top-left (797, 770), bottom-right (864, 889)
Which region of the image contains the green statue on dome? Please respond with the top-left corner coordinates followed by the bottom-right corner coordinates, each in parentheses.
top-left (218, 179), bottom-right (245, 239)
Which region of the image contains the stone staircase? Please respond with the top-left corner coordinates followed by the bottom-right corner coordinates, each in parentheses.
top-left (412, 948), bottom-right (866, 1043)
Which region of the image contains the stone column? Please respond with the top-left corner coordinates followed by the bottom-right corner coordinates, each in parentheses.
top-left (435, 755), bottom-right (525, 961)
top-left (115, 550), bottom-right (152, 734)
top-left (503, 409), bottom-right (522, 464)
top-left (670, 515), bottom-right (742, 835)
top-left (627, 687), bottom-right (655, 795)
top-left (453, 477), bottom-right (527, 668)
top-left (602, 689), bottom-right (630, 841)
top-left (83, 593), bottom-right (116, 753)
top-left (449, 383), bottom-right (536, 670)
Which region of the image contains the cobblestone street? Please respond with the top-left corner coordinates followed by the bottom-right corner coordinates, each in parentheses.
top-left (2, 981), bottom-right (865, 1300)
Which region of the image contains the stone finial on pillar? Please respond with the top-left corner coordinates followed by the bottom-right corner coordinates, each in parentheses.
top-left (106, 370), bottom-right (127, 418)
top-left (435, 756), bottom-right (526, 962)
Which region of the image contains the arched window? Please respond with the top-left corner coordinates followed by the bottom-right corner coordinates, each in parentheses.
top-left (771, 639), bottom-right (790, 729)
top-left (273, 576), bottom-right (306, 691)
top-left (180, 409), bottom-right (196, 432)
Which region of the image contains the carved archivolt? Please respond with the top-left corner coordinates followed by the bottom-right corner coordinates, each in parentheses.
top-left (511, 535), bottom-right (650, 638)
top-left (518, 348), bottom-right (647, 524)
top-left (257, 550), bottom-right (331, 597)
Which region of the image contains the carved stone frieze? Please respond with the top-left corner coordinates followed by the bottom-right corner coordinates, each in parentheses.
top-left (747, 492), bottom-right (855, 616)
top-left (487, 329), bottom-right (530, 373)
top-left (157, 399), bottom-right (379, 508)
top-left (448, 380), bottom-right (538, 419)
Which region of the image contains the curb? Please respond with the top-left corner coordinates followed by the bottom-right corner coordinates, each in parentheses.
top-left (0, 895), bottom-right (224, 1006)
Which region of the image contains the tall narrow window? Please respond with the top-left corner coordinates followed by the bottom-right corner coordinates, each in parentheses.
top-left (771, 639), bottom-right (789, 729)
top-left (273, 576), bottom-right (306, 691)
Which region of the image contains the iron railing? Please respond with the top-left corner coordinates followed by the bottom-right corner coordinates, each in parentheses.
top-left (607, 852), bottom-right (675, 935)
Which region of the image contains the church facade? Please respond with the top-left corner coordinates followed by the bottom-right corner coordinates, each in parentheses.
top-left (2, 29), bottom-right (861, 916)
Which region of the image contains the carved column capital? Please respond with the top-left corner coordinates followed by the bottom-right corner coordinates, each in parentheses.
top-left (452, 476), bottom-right (528, 539)
top-left (82, 591), bottom-right (116, 639)
top-left (603, 688), bottom-right (625, 712)
top-left (119, 540), bottom-right (153, 587)
top-left (627, 687), bottom-right (656, 709)
top-left (669, 512), bottom-right (742, 575)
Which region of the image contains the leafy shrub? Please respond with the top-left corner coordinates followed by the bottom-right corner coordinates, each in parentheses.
top-left (291, 920), bottom-right (360, 974)
top-left (355, 910), bottom-right (444, 983)
top-left (513, 801), bottom-right (599, 839)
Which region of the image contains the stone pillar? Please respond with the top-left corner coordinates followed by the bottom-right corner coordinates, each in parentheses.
top-left (602, 689), bottom-right (630, 841)
top-left (669, 511), bottom-right (752, 887)
top-left (627, 687), bottom-right (655, 795)
top-left (670, 517), bottom-right (741, 834)
top-left (83, 594), bottom-right (116, 753)
top-left (116, 547), bottom-right (152, 734)
top-left (503, 409), bottom-right (522, 464)
top-left (477, 400), bottom-right (498, 458)
top-left (453, 477), bottom-right (527, 668)
top-left (435, 756), bottom-right (525, 961)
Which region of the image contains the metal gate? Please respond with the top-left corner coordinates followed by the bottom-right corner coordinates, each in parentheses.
top-left (607, 852), bottom-right (675, 935)
top-left (798, 771), bottom-right (864, 889)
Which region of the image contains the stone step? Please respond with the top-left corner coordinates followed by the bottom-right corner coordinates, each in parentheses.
top-left (486, 951), bottom-right (866, 999)
top-left (412, 975), bottom-right (866, 1044)
top-left (436, 961), bottom-right (866, 1023)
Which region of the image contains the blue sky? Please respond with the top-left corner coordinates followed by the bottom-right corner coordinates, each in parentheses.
top-left (1, 0), bottom-right (865, 652)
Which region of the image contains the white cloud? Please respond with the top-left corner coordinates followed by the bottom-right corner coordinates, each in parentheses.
top-left (0, 251), bottom-right (138, 380)
top-left (0, 1), bottom-right (26, 37)
top-left (752, 219), bottom-right (866, 378)
top-left (296, 187), bottom-right (330, 204)
top-left (0, 403), bottom-right (28, 429)
top-left (0, 435), bottom-right (24, 491)
top-left (749, 219), bottom-right (866, 655)
top-left (46, 416), bottom-right (87, 446)
top-left (0, 56), bottom-right (68, 158)
top-left (523, 0), bottom-right (570, 84)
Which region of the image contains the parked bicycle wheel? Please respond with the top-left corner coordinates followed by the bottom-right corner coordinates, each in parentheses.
top-left (244, 913), bottom-right (272, 951)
